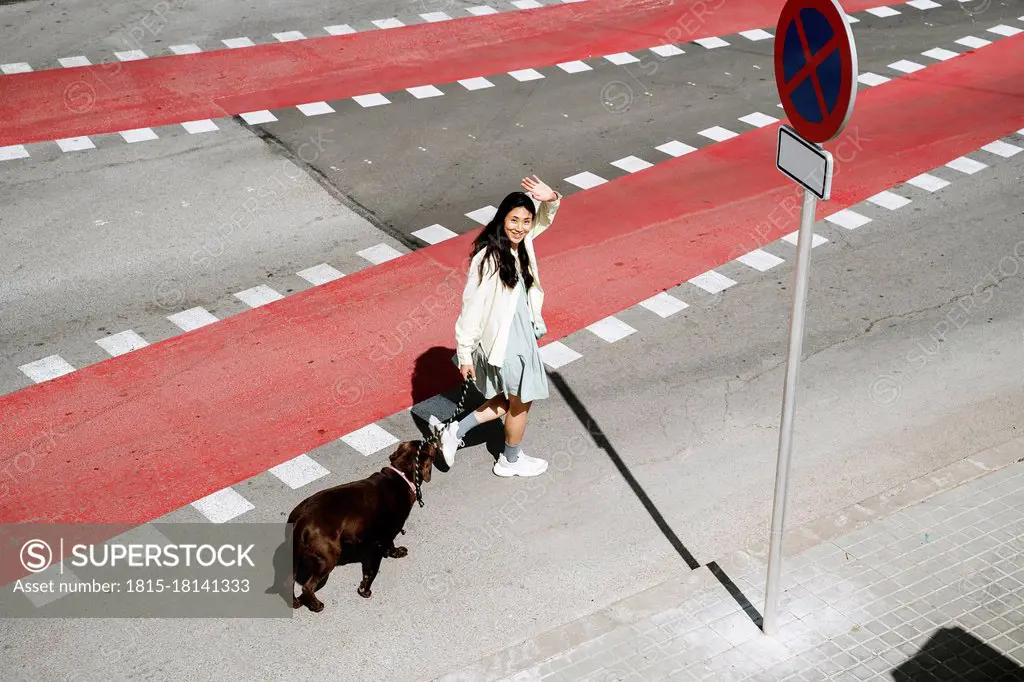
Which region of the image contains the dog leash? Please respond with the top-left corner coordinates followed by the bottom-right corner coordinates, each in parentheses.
top-left (412, 376), bottom-right (472, 507)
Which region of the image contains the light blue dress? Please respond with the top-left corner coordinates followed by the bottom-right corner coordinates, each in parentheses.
top-left (465, 277), bottom-right (549, 403)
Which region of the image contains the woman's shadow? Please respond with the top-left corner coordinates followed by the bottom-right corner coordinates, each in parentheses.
top-left (409, 346), bottom-right (506, 470)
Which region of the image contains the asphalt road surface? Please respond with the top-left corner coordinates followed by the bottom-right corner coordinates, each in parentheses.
top-left (1, 1), bottom-right (1023, 680)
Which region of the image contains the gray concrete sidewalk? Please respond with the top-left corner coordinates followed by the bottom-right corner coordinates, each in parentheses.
top-left (436, 437), bottom-right (1024, 681)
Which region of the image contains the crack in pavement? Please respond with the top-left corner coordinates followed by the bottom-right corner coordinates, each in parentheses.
top-left (862, 273), bottom-right (1019, 337)
top-left (736, 272), bottom-right (1022, 389)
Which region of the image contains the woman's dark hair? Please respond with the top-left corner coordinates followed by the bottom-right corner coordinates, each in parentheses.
top-left (470, 191), bottom-right (536, 290)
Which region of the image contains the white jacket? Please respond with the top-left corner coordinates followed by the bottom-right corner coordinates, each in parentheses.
top-left (455, 194), bottom-right (561, 367)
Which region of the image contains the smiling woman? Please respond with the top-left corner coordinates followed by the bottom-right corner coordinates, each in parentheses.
top-left (430, 175), bottom-right (562, 478)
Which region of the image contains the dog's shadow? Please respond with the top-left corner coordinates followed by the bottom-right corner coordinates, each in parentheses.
top-left (409, 345), bottom-right (507, 470)
top-left (266, 533), bottom-right (294, 607)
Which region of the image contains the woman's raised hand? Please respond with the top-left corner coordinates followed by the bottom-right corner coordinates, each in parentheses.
top-left (521, 175), bottom-right (558, 202)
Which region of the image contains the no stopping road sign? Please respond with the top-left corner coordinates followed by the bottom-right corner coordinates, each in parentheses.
top-left (774, 0), bottom-right (858, 143)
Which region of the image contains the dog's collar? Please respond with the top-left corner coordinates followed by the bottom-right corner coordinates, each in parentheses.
top-left (387, 465), bottom-right (417, 495)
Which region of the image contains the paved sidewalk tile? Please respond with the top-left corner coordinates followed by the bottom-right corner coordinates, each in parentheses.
top-left (441, 460), bottom-right (1024, 681)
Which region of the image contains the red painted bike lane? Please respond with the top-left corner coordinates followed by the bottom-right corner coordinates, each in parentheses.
top-left (1, 37), bottom-right (1022, 537)
top-left (3, 0), bottom-right (907, 146)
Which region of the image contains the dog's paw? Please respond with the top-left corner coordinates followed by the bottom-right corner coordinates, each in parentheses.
top-left (388, 546), bottom-right (408, 558)
top-left (357, 585), bottom-right (372, 599)
top-left (293, 597), bottom-right (303, 609)
top-left (309, 600), bottom-right (325, 613)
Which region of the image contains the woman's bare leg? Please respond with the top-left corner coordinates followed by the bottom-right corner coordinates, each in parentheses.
top-left (493, 395), bottom-right (548, 477)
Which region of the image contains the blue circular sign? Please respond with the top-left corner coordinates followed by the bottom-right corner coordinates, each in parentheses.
top-left (774, 0), bottom-right (858, 143)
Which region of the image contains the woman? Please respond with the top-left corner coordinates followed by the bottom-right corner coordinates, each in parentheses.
top-left (432, 175), bottom-right (562, 477)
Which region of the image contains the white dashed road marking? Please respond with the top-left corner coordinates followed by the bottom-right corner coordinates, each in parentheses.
top-left (922, 47), bottom-right (958, 61)
top-left (235, 285), bottom-right (285, 308)
top-left (269, 454), bottom-right (330, 489)
top-left (115, 50), bottom-right (148, 61)
top-left (956, 36), bottom-right (991, 49)
top-left (586, 316), bottom-right (637, 343)
top-left (906, 173), bottom-right (950, 192)
top-left (459, 77), bottom-right (495, 90)
top-left (694, 37), bottom-right (729, 49)
top-left (413, 224), bottom-right (459, 244)
top-left (466, 206), bottom-right (498, 225)
top-left (737, 249), bottom-right (785, 272)
top-left (826, 209), bottom-right (873, 230)
top-left (866, 7), bottom-right (901, 17)
top-left (358, 244), bottom-right (404, 264)
top-left (655, 141), bottom-right (697, 157)
top-left (565, 171), bottom-right (608, 189)
top-left (981, 141), bottom-right (1023, 158)
top-left (191, 487), bottom-right (254, 523)
top-left (168, 307), bottom-right (220, 332)
top-left (57, 137), bottom-right (95, 152)
top-left (867, 191), bottom-right (912, 210)
top-left (119, 128), bottom-right (159, 143)
top-left (0, 145), bottom-right (30, 161)
top-left (946, 156), bottom-right (988, 174)
top-left (557, 61), bottom-right (592, 73)
top-left (738, 112), bottom-right (779, 128)
top-left (689, 270), bottom-right (737, 295)
top-left (181, 120), bottom-right (219, 134)
top-left (223, 37), bottom-right (256, 48)
top-left (297, 102), bottom-right (336, 116)
top-left (639, 292), bottom-right (689, 318)
top-left (987, 25), bottom-right (1022, 38)
top-left (96, 330), bottom-right (149, 357)
top-left (353, 93), bottom-right (390, 107)
top-left (858, 73), bottom-right (890, 86)
top-left (240, 110), bottom-right (277, 124)
top-left (19, 355), bottom-right (76, 383)
top-left (604, 52), bottom-right (640, 65)
top-left (297, 264), bottom-right (346, 285)
top-left (540, 341), bottom-right (583, 370)
top-left (739, 29), bottom-right (773, 41)
top-left (650, 45), bottom-right (685, 57)
top-left (407, 85), bottom-right (445, 98)
top-left (782, 232), bottom-right (828, 248)
top-left (509, 68), bottom-right (545, 81)
top-left (889, 60), bottom-right (925, 74)
top-left (342, 423), bottom-right (400, 457)
top-left (611, 156), bottom-right (653, 173)
top-left (699, 126), bottom-right (738, 142)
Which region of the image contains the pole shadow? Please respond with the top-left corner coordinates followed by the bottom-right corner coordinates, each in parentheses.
top-left (548, 370), bottom-right (764, 629)
top-left (891, 626), bottom-right (1023, 680)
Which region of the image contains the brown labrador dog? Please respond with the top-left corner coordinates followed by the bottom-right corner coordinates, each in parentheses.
top-left (287, 439), bottom-right (439, 612)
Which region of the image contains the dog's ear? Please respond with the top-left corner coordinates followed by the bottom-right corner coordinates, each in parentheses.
top-left (389, 441), bottom-right (414, 465)
top-left (419, 441), bottom-right (435, 482)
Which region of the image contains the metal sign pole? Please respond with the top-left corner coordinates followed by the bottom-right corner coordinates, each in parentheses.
top-left (763, 185), bottom-right (817, 636)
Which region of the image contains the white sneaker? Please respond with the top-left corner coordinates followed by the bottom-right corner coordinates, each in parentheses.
top-left (429, 415), bottom-right (461, 467)
top-left (493, 451), bottom-right (548, 477)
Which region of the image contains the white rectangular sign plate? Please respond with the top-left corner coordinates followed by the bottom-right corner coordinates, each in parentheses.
top-left (776, 124), bottom-right (834, 200)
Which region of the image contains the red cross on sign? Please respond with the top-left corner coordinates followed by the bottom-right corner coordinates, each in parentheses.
top-left (774, 0), bottom-right (858, 143)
